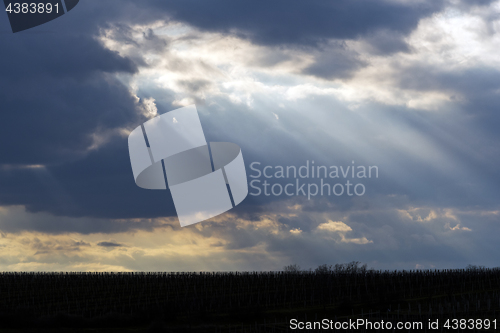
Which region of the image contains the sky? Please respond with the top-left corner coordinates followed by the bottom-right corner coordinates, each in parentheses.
top-left (0, 0), bottom-right (500, 271)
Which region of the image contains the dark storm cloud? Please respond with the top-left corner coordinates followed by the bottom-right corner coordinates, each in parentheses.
top-left (302, 43), bottom-right (367, 79)
top-left (0, 4), bottom-right (180, 223)
top-left (0, 136), bottom-right (178, 219)
top-left (362, 29), bottom-right (410, 55)
top-left (147, 0), bottom-right (444, 46)
top-left (398, 66), bottom-right (500, 93)
top-left (97, 241), bottom-right (123, 247)
top-left (20, 237), bottom-right (91, 255)
top-left (140, 0), bottom-right (445, 77)
top-left (0, 33), bottom-right (139, 165)
top-left (0, 206), bottom-right (173, 235)
top-left (0, 34), bottom-right (137, 79)
top-left (177, 79), bottom-right (213, 93)
top-left (457, 0), bottom-right (497, 9)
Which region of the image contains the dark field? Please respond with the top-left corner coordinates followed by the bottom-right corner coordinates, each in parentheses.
top-left (0, 266), bottom-right (499, 332)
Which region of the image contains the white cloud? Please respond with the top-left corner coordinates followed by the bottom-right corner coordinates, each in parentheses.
top-left (317, 220), bottom-right (353, 233)
top-left (316, 220), bottom-right (373, 244)
top-left (140, 97), bottom-right (158, 117)
top-left (446, 223), bottom-right (472, 231)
